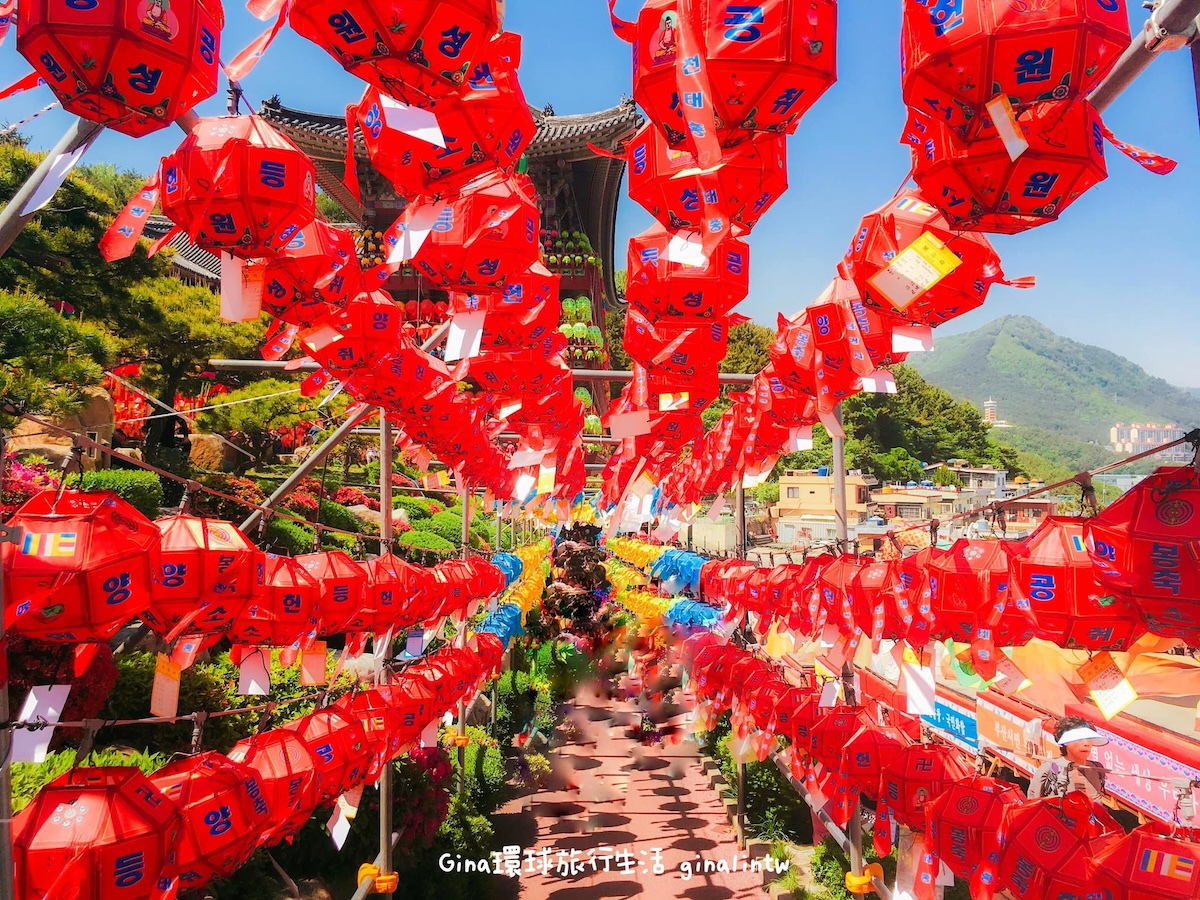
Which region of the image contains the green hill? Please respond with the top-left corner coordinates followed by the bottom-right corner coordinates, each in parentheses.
top-left (910, 316), bottom-right (1200, 445)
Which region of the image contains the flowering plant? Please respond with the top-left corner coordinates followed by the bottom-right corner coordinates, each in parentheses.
top-left (1, 454), bottom-right (59, 518)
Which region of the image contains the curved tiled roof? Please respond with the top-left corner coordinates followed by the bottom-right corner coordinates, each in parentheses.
top-left (144, 216), bottom-right (222, 283)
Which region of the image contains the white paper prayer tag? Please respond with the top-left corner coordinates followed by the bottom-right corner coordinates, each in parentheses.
top-left (819, 409), bottom-right (845, 439)
top-left (788, 426), bottom-right (814, 452)
top-left (992, 652), bottom-right (1031, 692)
top-left (1078, 651), bottom-right (1138, 719)
top-left (608, 409), bottom-right (652, 439)
top-left (327, 804), bottom-right (352, 849)
top-left (665, 232), bottom-right (708, 267)
top-left (385, 202), bottom-right (444, 264)
top-left (706, 496), bottom-right (725, 520)
top-left (301, 642), bottom-right (327, 686)
top-left (902, 662), bottom-right (936, 716)
top-left (742, 468), bottom-right (772, 489)
top-left (513, 472), bottom-right (537, 500)
top-left (220, 254), bottom-right (262, 323)
top-left (892, 324), bottom-right (934, 353)
top-left (498, 399), bottom-right (523, 419)
top-left (860, 371), bottom-right (897, 394)
top-left (818, 680), bottom-right (839, 708)
top-left (237, 650), bottom-right (271, 696)
top-left (13, 685), bottom-right (72, 764)
top-left (508, 448), bottom-right (547, 469)
top-left (379, 95), bottom-right (445, 147)
top-left (819, 623), bottom-right (840, 647)
top-left (403, 631), bottom-right (425, 659)
top-left (985, 93), bottom-right (1029, 162)
top-left (445, 311), bottom-right (485, 362)
top-left (150, 653), bottom-right (181, 718)
top-left (868, 232), bottom-right (963, 311)
top-left (21, 136), bottom-right (98, 215)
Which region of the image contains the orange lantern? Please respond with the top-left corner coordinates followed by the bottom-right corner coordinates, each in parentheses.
top-left (16, 0), bottom-right (223, 136)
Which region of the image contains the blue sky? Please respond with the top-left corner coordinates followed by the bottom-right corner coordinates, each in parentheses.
top-left (4, 1), bottom-right (1199, 385)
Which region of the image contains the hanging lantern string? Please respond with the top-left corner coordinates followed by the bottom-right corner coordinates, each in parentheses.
top-left (17, 413), bottom-right (390, 547)
top-left (887, 428), bottom-right (1200, 539)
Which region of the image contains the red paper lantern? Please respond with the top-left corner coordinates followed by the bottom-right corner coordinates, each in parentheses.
top-left (409, 173), bottom-right (541, 289)
top-left (899, 544), bottom-right (942, 647)
top-left (161, 115), bottom-right (317, 258)
top-left (626, 223), bottom-right (750, 321)
top-left (288, 0), bottom-right (501, 106)
top-left (147, 515), bottom-right (260, 638)
top-left (905, 100), bottom-right (1106, 234)
top-left (283, 707), bottom-right (372, 803)
top-left (881, 743), bottom-right (971, 832)
top-left (1009, 516), bottom-right (1145, 650)
top-left (296, 550), bottom-right (367, 636)
top-left (366, 552), bottom-right (425, 632)
top-left (818, 554), bottom-right (870, 639)
top-left (1090, 825), bottom-right (1200, 900)
top-left (626, 123), bottom-right (788, 234)
top-left (901, 0), bottom-right (1129, 142)
top-left (228, 554), bottom-right (320, 648)
top-left (928, 538), bottom-right (1033, 678)
top-left (352, 33), bottom-right (534, 199)
top-left (16, 0), bottom-right (223, 137)
top-left (984, 792), bottom-right (1124, 900)
top-left (809, 706), bottom-right (867, 769)
top-left (14, 766), bottom-right (183, 900)
top-left (623, 0), bottom-right (837, 147)
top-left (227, 729), bottom-right (319, 845)
top-left (924, 774), bottom-right (1024, 881)
top-left (623, 309), bottom-right (729, 376)
top-left (335, 689), bottom-right (406, 783)
top-left (299, 290), bottom-right (404, 373)
top-left (1085, 465), bottom-right (1200, 642)
top-left (2, 489), bottom-right (160, 643)
top-left (852, 558), bottom-right (910, 646)
top-left (767, 685), bottom-right (818, 747)
top-left (261, 221), bottom-right (364, 328)
top-left (150, 752), bottom-right (271, 888)
top-left (841, 189), bottom-right (1013, 326)
top-left (839, 722), bottom-right (908, 797)
top-left (392, 668), bottom-right (441, 736)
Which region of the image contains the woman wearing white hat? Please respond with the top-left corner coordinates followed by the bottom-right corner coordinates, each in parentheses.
top-left (1027, 715), bottom-right (1109, 801)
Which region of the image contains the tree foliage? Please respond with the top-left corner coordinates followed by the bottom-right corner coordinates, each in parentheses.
top-left (0, 290), bottom-right (115, 429)
top-left (719, 322), bottom-right (773, 375)
top-left (195, 378), bottom-right (315, 469)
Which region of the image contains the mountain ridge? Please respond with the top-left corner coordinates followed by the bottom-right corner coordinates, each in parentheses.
top-left (908, 315), bottom-right (1200, 446)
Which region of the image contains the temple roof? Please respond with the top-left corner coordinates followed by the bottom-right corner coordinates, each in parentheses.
top-left (259, 96), bottom-right (642, 163)
top-left (145, 215), bottom-right (222, 283)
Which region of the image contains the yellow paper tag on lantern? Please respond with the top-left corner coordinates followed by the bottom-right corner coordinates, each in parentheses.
top-left (1077, 651), bottom-right (1138, 719)
top-left (868, 231), bottom-right (963, 311)
top-left (659, 392), bottom-right (689, 411)
top-left (150, 653), bottom-right (181, 718)
top-left (764, 621), bottom-right (796, 660)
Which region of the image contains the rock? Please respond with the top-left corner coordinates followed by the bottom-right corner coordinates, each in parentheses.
top-left (9, 385), bottom-right (114, 471)
top-left (188, 433), bottom-right (226, 471)
top-left (347, 504), bottom-right (383, 528)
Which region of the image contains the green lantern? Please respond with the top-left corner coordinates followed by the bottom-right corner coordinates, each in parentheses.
top-left (561, 297), bottom-right (576, 321)
top-left (584, 414), bottom-right (602, 435)
top-left (570, 322), bottom-right (588, 341)
top-left (558, 324), bottom-right (572, 340)
top-left (586, 325), bottom-right (603, 346)
top-left (574, 387), bottom-right (592, 407)
top-left (577, 300), bottom-right (592, 324)
top-left (548, 255), bottom-right (559, 266)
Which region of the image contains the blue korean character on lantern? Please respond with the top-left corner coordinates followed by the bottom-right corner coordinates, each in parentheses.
top-left (925, 0), bottom-right (964, 38)
top-left (681, 54), bottom-right (701, 76)
top-left (688, 121), bottom-right (707, 138)
top-left (682, 291), bottom-right (704, 308)
top-left (364, 103), bottom-right (383, 139)
top-left (1013, 48), bottom-right (1053, 84)
top-left (702, 188), bottom-right (718, 204)
top-left (477, 258), bottom-right (500, 277)
top-left (1022, 171), bottom-right (1058, 199)
top-left (438, 25), bottom-right (471, 59)
top-left (724, 5), bottom-right (764, 42)
top-left (39, 52), bottom-right (68, 83)
top-left (468, 60), bottom-right (495, 90)
top-left (327, 9), bottom-right (366, 43)
top-left (199, 27), bottom-right (216, 65)
top-left (640, 247), bottom-right (660, 267)
top-left (435, 136), bottom-right (463, 160)
top-left (632, 143), bottom-right (648, 174)
top-left (680, 188), bottom-right (700, 211)
top-left (127, 62), bottom-right (163, 94)
top-left (209, 213), bottom-right (236, 234)
top-left (259, 160), bottom-right (287, 188)
top-left (683, 91), bottom-right (703, 109)
top-left (432, 207), bottom-right (454, 232)
top-left (771, 88), bottom-right (803, 117)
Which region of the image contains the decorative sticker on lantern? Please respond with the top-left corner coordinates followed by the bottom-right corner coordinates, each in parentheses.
top-left (1077, 650), bottom-right (1138, 719)
top-left (138, 0), bottom-right (178, 40)
top-left (651, 9), bottom-right (679, 65)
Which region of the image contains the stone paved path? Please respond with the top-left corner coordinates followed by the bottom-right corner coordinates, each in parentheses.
top-left (490, 682), bottom-right (770, 900)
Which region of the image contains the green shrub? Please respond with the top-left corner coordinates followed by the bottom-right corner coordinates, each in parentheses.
top-left (809, 838), bottom-right (899, 900)
top-left (317, 498), bottom-right (362, 534)
top-left (80, 469), bottom-right (163, 518)
top-left (320, 529), bottom-right (358, 554)
top-left (264, 517), bottom-right (316, 555)
top-left (452, 725), bottom-right (507, 813)
top-left (523, 752), bottom-right (551, 788)
top-left (397, 529), bottom-right (455, 566)
top-left (437, 794), bottom-right (494, 857)
top-left (394, 495), bottom-right (434, 521)
top-left (12, 748), bottom-right (167, 812)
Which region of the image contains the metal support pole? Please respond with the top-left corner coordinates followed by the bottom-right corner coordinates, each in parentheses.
top-left (1088, 0), bottom-right (1200, 113)
top-left (376, 413), bottom-right (395, 897)
top-left (733, 480), bottom-right (747, 848)
top-left (830, 402), bottom-right (864, 883)
top-left (0, 434), bottom-right (17, 900)
top-left (0, 118), bottom-right (105, 257)
top-left (457, 477), bottom-right (470, 797)
top-left (239, 403), bottom-right (376, 534)
top-left (350, 832), bottom-right (402, 900)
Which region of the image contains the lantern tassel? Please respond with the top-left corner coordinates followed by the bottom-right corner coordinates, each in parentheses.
top-left (606, 0), bottom-right (636, 43)
top-left (225, 0), bottom-right (291, 81)
top-left (99, 173), bottom-right (160, 261)
top-left (1101, 124), bottom-right (1178, 175)
top-left (676, 0), bottom-right (723, 171)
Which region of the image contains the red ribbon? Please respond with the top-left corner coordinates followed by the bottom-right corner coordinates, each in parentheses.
top-left (225, 0), bottom-right (291, 81)
top-left (0, 70), bottom-right (42, 102)
top-left (99, 173), bottom-right (159, 261)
